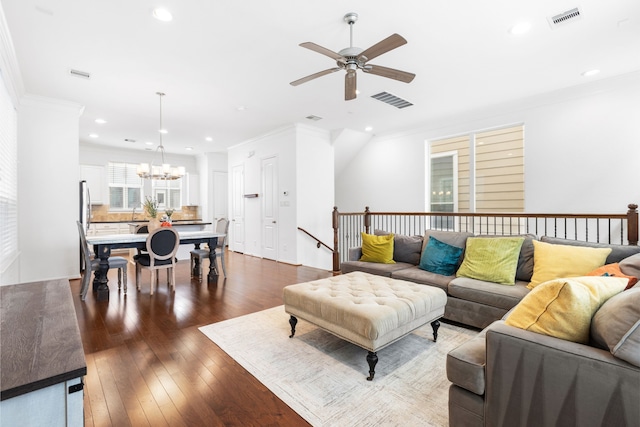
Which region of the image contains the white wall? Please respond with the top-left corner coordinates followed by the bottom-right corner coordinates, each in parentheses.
top-left (228, 124), bottom-right (334, 270)
top-left (18, 95), bottom-right (83, 282)
top-left (296, 125), bottom-right (334, 270)
top-left (197, 152), bottom-right (228, 224)
top-left (336, 71), bottom-right (640, 215)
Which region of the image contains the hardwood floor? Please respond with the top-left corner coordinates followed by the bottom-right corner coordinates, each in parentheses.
top-left (71, 250), bottom-right (333, 426)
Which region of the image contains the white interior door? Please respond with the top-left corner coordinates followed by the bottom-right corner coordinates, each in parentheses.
top-left (231, 164), bottom-right (244, 253)
top-left (261, 156), bottom-right (278, 260)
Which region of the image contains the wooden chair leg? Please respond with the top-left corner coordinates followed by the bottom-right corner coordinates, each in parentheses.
top-left (150, 270), bottom-right (156, 295)
top-left (123, 265), bottom-right (127, 293)
top-left (136, 264), bottom-right (141, 291)
top-left (118, 268), bottom-right (122, 289)
top-left (221, 249), bottom-right (226, 277)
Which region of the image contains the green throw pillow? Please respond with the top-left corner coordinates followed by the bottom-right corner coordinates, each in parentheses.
top-left (360, 232), bottom-right (395, 264)
top-left (456, 237), bottom-right (525, 285)
top-left (419, 236), bottom-right (463, 276)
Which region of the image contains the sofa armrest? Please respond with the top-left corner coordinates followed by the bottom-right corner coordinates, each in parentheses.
top-left (347, 247), bottom-right (362, 261)
top-left (485, 321), bottom-right (640, 427)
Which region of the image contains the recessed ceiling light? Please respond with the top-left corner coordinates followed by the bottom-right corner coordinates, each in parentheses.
top-left (205, 137), bottom-right (213, 142)
top-left (185, 147), bottom-right (193, 151)
top-left (509, 22), bottom-right (532, 35)
top-left (89, 133), bottom-right (98, 138)
top-left (95, 118), bottom-right (107, 124)
top-left (365, 126), bottom-right (373, 132)
top-left (236, 106), bottom-right (246, 111)
top-left (159, 128), bottom-right (168, 134)
top-left (581, 69), bottom-right (600, 77)
top-left (145, 141), bottom-right (154, 146)
top-left (152, 8), bottom-right (172, 22)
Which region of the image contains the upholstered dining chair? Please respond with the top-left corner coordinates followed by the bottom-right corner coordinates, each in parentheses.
top-left (77, 221), bottom-right (128, 300)
top-left (190, 218), bottom-right (229, 278)
top-left (135, 227), bottom-right (180, 295)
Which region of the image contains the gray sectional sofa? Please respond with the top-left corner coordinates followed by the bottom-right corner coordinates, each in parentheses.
top-left (340, 230), bottom-right (640, 329)
top-left (342, 229), bottom-right (640, 426)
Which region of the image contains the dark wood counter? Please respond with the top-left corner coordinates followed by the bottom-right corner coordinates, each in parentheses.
top-left (0, 279), bottom-right (86, 401)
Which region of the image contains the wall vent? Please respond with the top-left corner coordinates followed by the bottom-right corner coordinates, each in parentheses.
top-left (69, 68), bottom-right (91, 79)
top-left (305, 115), bottom-right (322, 121)
top-left (548, 7), bottom-right (582, 28)
top-left (371, 92), bottom-right (413, 109)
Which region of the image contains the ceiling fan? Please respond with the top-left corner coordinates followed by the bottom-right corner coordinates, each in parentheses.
top-left (290, 12), bottom-right (416, 101)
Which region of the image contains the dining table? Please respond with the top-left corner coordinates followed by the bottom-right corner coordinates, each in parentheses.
top-left (86, 230), bottom-right (224, 301)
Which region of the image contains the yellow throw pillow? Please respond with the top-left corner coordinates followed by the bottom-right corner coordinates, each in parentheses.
top-left (528, 240), bottom-right (611, 289)
top-left (505, 276), bottom-right (627, 343)
top-left (360, 232), bottom-right (395, 264)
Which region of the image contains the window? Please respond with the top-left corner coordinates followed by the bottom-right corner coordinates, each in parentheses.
top-left (108, 162), bottom-right (143, 210)
top-left (0, 73), bottom-right (18, 273)
top-left (153, 178), bottom-right (182, 210)
top-left (429, 124), bottom-right (524, 213)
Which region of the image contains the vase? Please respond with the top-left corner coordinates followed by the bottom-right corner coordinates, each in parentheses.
top-left (148, 218), bottom-right (161, 231)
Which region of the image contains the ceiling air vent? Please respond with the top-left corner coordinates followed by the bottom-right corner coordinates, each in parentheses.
top-left (548, 7), bottom-right (582, 28)
top-left (371, 92), bottom-right (413, 109)
top-left (305, 115), bottom-right (322, 121)
top-left (69, 68), bottom-right (91, 79)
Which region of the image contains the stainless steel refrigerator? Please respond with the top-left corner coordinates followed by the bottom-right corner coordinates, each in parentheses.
top-left (79, 180), bottom-right (91, 271)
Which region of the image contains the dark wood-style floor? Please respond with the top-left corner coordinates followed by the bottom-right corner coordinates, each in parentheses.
top-left (71, 250), bottom-right (333, 426)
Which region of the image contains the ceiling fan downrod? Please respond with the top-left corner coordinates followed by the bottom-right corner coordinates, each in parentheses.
top-left (344, 13), bottom-right (358, 48)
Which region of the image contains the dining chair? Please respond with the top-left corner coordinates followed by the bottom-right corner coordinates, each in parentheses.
top-left (77, 221), bottom-right (128, 300)
top-left (135, 227), bottom-right (180, 295)
top-left (190, 218), bottom-right (229, 278)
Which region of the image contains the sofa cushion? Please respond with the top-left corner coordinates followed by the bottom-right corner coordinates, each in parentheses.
top-left (360, 232), bottom-right (395, 264)
top-left (419, 236), bottom-right (464, 276)
top-left (341, 260), bottom-right (414, 277)
top-left (422, 230), bottom-right (474, 255)
top-left (375, 230), bottom-right (422, 265)
top-left (390, 266), bottom-right (453, 292)
top-left (505, 276), bottom-right (628, 343)
top-left (540, 236), bottom-right (640, 264)
top-left (446, 327), bottom-right (488, 395)
top-left (448, 277), bottom-right (530, 310)
top-left (528, 240), bottom-right (611, 289)
top-left (591, 287), bottom-right (640, 367)
top-left (456, 237), bottom-right (524, 285)
top-left (587, 263), bottom-right (638, 290)
top-left (620, 252), bottom-right (640, 278)
top-left (474, 234), bottom-right (537, 282)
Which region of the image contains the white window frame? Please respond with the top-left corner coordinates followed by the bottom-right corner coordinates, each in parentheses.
top-left (108, 162), bottom-right (144, 211)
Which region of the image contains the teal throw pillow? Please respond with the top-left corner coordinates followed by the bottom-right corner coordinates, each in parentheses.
top-left (456, 237), bottom-right (525, 285)
top-left (419, 236), bottom-right (464, 276)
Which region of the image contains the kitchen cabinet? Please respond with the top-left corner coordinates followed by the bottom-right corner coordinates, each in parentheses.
top-left (88, 222), bottom-right (129, 236)
top-left (1, 280), bottom-right (86, 426)
top-left (80, 164), bottom-right (105, 205)
top-left (184, 173), bottom-right (199, 206)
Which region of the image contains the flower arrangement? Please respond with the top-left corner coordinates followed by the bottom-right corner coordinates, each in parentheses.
top-left (143, 196), bottom-right (158, 219)
top-left (165, 209), bottom-right (174, 219)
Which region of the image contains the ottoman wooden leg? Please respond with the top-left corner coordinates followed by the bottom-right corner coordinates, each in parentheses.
top-left (366, 351), bottom-right (378, 381)
top-left (431, 319), bottom-right (441, 342)
top-left (289, 315), bottom-right (298, 338)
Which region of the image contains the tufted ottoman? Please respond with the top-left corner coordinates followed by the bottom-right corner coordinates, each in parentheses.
top-left (283, 271), bottom-right (447, 380)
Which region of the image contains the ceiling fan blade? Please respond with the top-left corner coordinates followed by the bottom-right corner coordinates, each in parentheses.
top-left (345, 70), bottom-right (357, 101)
top-left (358, 33), bottom-right (407, 62)
top-left (290, 68), bottom-right (341, 86)
top-left (363, 64), bottom-right (416, 83)
top-left (299, 42), bottom-right (345, 62)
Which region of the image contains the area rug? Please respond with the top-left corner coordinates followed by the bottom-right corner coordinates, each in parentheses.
top-left (199, 306), bottom-right (477, 427)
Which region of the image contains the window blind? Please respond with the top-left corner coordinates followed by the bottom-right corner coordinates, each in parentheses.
top-left (0, 72), bottom-right (18, 272)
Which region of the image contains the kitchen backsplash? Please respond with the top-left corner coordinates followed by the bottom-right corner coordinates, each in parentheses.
top-left (91, 205), bottom-right (200, 222)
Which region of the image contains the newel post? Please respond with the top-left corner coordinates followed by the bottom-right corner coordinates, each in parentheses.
top-left (364, 206), bottom-right (371, 234)
top-left (332, 206), bottom-right (340, 273)
top-left (627, 203), bottom-right (638, 245)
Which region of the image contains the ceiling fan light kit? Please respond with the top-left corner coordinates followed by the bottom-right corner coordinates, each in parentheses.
top-left (290, 12), bottom-right (416, 101)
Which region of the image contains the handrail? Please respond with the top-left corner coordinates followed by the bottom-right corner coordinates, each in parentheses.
top-left (297, 227), bottom-right (333, 251)
top-left (298, 226), bottom-right (340, 274)
top-left (331, 203), bottom-right (639, 272)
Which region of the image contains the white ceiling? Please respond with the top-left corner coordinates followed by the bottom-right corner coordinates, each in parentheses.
top-left (2, 1), bottom-right (640, 156)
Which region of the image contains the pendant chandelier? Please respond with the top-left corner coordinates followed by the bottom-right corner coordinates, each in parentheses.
top-left (137, 92), bottom-right (185, 180)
